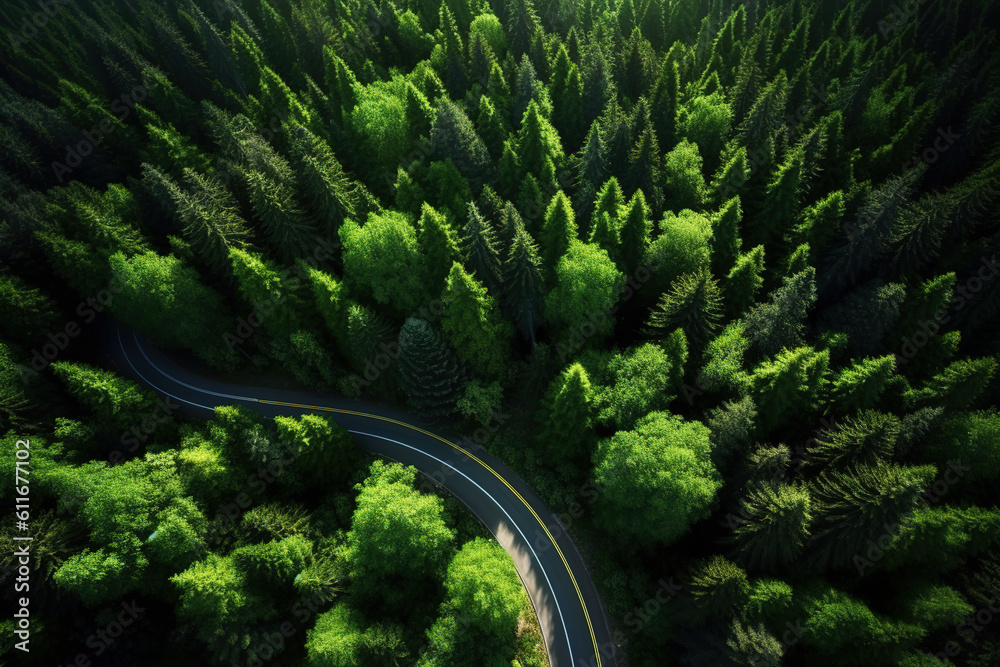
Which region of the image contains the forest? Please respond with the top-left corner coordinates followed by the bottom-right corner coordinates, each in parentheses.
top-left (1, 0), bottom-right (999, 665)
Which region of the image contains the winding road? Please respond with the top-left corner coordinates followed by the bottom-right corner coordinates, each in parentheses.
top-left (103, 321), bottom-right (616, 667)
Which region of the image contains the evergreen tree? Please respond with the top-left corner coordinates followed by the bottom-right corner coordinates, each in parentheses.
top-left (534, 362), bottom-right (596, 467)
top-left (540, 190), bottom-right (578, 280)
top-left (750, 346), bottom-right (830, 433)
top-left (396, 318), bottom-right (468, 416)
top-left (744, 268), bottom-right (817, 360)
top-left (441, 262), bottom-right (512, 379)
top-left (732, 483), bottom-right (812, 571)
top-left (647, 269), bottom-right (723, 348)
top-left (502, 221), bottom-right (544, 345)
top-left (461, 201), bottom-right (504, 296)
top-left (617, 189), bottom-right (652, 275)
top-left (809, 411), bottom-right (901, 469)
top-left (831, 355), bottom-right (900, 415)
top-left (430, 98), bottom-right (495, 192)
top-left (710, 196), bottom-right (743, 277)
top-left (663, 138), bottom-right (707, 212)
top-left (418, 203), bottom-right (462, 290)
top-left (807, 463), bottom-right (937, 572)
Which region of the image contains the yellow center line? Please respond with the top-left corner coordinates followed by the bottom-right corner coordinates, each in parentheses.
top-left (257, 398), bottom-right (602, 666)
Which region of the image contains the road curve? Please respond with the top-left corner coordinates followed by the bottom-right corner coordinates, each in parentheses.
top-left (103, 321), bottom-right (616, 667)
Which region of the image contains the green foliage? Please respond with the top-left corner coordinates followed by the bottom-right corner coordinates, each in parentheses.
top-left (108, 251), bottom-right (234, 366)
top-left (396, 318), bottom-right (468, 416)
top-left (922, 411), bottom-right (1000, 484)
top-left (346, 461), bottom-right (455, 613)
top-left (340, 210), bottom-right (431, 318)
top-left (545, 241), bottom-right (624, 349)
top-left (534, 362), bottom-right (596, 467)
top-left (593, 411), bottom-right (721, 547)
top-left (732, 482), bottom-right (812, 571)
top-left (441, 262), bottom-right (512, 379)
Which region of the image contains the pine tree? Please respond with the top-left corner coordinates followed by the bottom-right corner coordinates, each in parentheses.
top-left (345, 303), bottom-right (397, 395)
top-left (502, 221), bottom-right (544, 346)
top-left (786, 190), bottom-right (845, 265)
top-left (744, 268), bottom-right (818, 360)
top-left (430, 98), bottom-right (495, 192)
top-left (506, 0), bottom-right (541, 59)
top-left (646, 269), bottom-right (723, 348)
top-left (809, 411), bottom-right (901, 469)
top-left (649, 57), bottom-right (679, 147)
top-left (141, 164), bottom-right (249, 278)
top-left (723, 245), bottom-right (766, 320)
top-left (752, 149), bottom-right (803, 250)
top-left (903, 357), bottom-right (998, 411)
top-left (750, 346), bottom-right (830, 433)
top-left (663, 139), bottom-right (707, 212)
top-left (831, 355), bottom-right (900, 415)
top-left (820, 172), bottom-right (917, 299)
top-left (441, 262), bottom-right (512, 380)
top-left (625, 126), bottom-right (663, 213)
top-left (476, 94), bottom-right (508, 160)
top-left (534, 362), bottom-right (596, 467)
top-left (617, 189), bottom-right (652, 275)
top-left (540, 190), bottom-right (578, 280)
top-left (710, 196), bottom-right (743, 277)
top-left (732, 482), bottom-right (812, 571)
top-left (396, 318), bottom-right (468, 416)
top-left (515, 98), bottom-right (564, 185)
top-left (573, 121), bottom-right (608, 231)
top-left (807, 463), bottom-right (936, 572)
top-left (461, 202), bottom-right (503, 296)
top-left (581, 42), bottom-right (614, 126)
top-left (549, 44), bottom-right (585, 150)
top-left (418, 203), bottom-right (462, 290)
top-left (512, 54), bottom-right (550, 128)
top-left (290, 125), bottom-right (358, 238)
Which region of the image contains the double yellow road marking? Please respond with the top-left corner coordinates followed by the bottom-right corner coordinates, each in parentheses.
top-left (257, 398), bottom-right (602, 666)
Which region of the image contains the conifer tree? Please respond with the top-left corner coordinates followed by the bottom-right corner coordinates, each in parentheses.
top-left (461, 201), bottom-right (503, 296)
top-left (646, 269), bottom-right (723, 348)
top-left (540, 190), bottom-right (578, 280)
top-left (430, 98), bottom-right (495, 192)
top-left (744, 268), bottom-right (817, 360)
top-left (732, 483), bottom-right (812, 571)
top-left (534, 362), bottom-right (596, 467)
top-left (663, 139), bottom-right (707, 212)
top-left (750, 346), bottom-right (830, 433)
top-left (396, 318), bottom-right (468, 416)
top-left (710, 196), bottom-right (743, 277)
top-left (502, 221), bottom-right (544, 345)
top-left (549, 44), bottom-right (585, 150)
top-left (506, 0), bottom-right (541, 60)
top-left (649, 57), bottom-right (680, 148)
top-left (617, 189), bottom-right (652, 274)
top-left (831, 355), bottom-right (900, 415)
top-left (418, 203), bottom-right (462, 290)
top-left (441, 262), bottom-right (512, 379)
top-left (809, 411), bottom-right (901, 469)
top-left (807, 463), bottom-right (936, 572)
top-left (625, 126), bottom-right (663, 213)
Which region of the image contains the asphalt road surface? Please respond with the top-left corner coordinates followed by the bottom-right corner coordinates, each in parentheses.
top-left (104, 321), bottom-right (617, 667)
